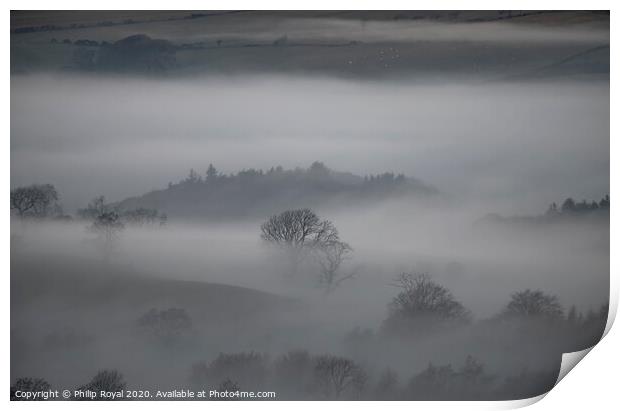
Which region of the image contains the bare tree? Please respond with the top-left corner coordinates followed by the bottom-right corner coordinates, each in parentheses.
top-left (90, 210), bottom-right (124, 261)
top-left (261, 208), bottom-right (339, 249)
top-left (500, 289), bottom-right (563, 321)
top-left (313, 355), bottom-right (366, 399)
top-left (383, 273), bottom-right (471, 335)
top-left (316, 240), bottom-right (354, 292)
top-left (77, 370), bottom-right (126, 398)
top-left (260, 208), bottom-right (341, 275)
top-left (10, 184), bottom-right (58, 219)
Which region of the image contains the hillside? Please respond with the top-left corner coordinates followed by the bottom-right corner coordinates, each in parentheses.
top-left (116, 162), bottom-right (438, 220)
top-left (478, 195), bottom-right (610, 227)
top-left (11, 252), bottom-right (295, 324)
top-left (10, 11), bottom-right (609, 79)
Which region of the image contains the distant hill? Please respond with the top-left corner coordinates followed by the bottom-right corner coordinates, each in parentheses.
top-left (10, 11), bottom-right (609, 79)
top-left (479, 195), bottom-right (610, 227)
top-left (10, 10), bottom-right (610, 33)
top-left (116, 162), bottom-right (438, 220)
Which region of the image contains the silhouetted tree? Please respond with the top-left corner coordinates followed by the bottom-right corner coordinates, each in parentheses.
top-left (89, 210), bottom-right (124, 261)
top-left (406, 356), bottom-right (494, 400)
top-left (313, 355), bottom-right (366, 399)
top-left (561, 198), bottom-right (576, 213)
top-left (545, 202), bottom-right (559, 217)
top-left (308, 161), bottom-right (330, 178)
top-left (261, 208), bottom-right (339, 249)
top-left (383, 273), bottom-right (471, 335)
top-left (260, 208), bottom-right (342, 276)
top-left (185, 168), bottom-right (201, 184)
top-left (316, 240), bottom-right (354, 292)
top-left (10, 184), bottom-right (59, 219)
top-left (206, 163), bottom-right (219, 181)
top-left (500, 289), bottom-right (563, 321)
top-left (76, 370), bottom-right (126, 400)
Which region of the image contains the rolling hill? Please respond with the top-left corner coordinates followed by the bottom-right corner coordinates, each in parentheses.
top-left (115, 162), bottom-right (438, 220)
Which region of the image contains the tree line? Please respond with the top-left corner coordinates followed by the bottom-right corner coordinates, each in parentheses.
top-left (11, 184), bottom-right (167, 260)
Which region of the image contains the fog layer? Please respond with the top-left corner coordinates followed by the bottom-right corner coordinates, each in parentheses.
top-left (11, 75), bottom-right (609, 214)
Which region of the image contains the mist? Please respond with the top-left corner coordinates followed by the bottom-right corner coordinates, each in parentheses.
top-left (11, 75), bottom-right (609, 214)
top-left (10, 10), bottom-right (609, 401)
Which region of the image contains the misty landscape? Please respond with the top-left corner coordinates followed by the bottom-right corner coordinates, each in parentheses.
top-left (10, 10), bottom-right (609, 401)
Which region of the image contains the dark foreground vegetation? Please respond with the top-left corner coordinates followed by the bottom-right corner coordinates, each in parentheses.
top-left (11, 255), bottom-right (607, 400)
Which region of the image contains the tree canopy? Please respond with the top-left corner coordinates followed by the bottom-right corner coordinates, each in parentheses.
top-left (500, 289), bottom-right (563, 321)
top-left (260, 208), bottom-right (340, 250)
top-left (383, 273), bottom-right (471, 335)
top-left (10, 184), bottom-right (59, 219)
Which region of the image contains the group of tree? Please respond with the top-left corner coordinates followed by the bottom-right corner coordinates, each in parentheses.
top-left (177, 162), bottom-right (430, 193)
top-left (483, 195), bottom-right (610, 226)
top-left (77, 196), bottom-right (167, 260)
top-left (545, 195), bottom-right (610, 217)
top-left (119, 161), bottom-right (435, 220)
top-left (12, 352), bottom-right (563, 401)
top-left (186, 349), bottom-right (565, 400)
top-left (11, 184), bottom-right (167, 260)
top-left (380, 272), bottom-right (607, 350)
top-left (77, 195), bottom-right (167, 227)
top-left (11, 370), bottom-right (126, 401)
top-left (382, 273), bottom-right (471, 335)
top-left (10, 185), bottom-right (167, 227)
top-left (190, 351), bottom-right (367, 400)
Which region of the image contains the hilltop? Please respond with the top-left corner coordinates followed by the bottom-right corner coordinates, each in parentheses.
top-left (116, 161), bottom-right (437, 220)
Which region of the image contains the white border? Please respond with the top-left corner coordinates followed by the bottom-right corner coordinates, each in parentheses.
top-left (5, 1), bottom-right (616, 410)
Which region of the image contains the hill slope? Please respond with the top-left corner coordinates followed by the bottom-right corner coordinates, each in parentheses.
top-left (11, 253), bottom-right (295, 324)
